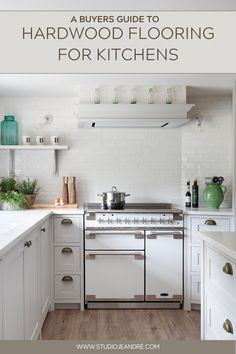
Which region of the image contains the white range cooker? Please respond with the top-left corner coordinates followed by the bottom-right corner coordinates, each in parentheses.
top-left (84, 203), bottom-right (184, 309)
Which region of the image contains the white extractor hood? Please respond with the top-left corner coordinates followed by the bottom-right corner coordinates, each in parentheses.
top-left (75, 103), bottom-right (195, 128)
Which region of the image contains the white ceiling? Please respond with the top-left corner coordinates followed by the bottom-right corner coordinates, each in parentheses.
top-left (0, 74), bottom-right (233, 97)
top-left (0, 0), bottom-right (235, 10)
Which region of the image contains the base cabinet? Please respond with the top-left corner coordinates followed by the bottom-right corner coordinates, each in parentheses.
top-left (24, 228), bottom-right (40, 340)
top-left (40, 219), bottom-right (51, 326)
top-left (2, 243), bottom-right (24, 339)
top-left (1, 217), bottom-right (52, 340)
top-left (185, 213), bottom-right (232, 310)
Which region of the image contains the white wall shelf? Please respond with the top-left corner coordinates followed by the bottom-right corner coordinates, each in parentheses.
top-left (0, 145), bottom-right (69, 177)
top-left (75, 103), bottom-right (195, 128)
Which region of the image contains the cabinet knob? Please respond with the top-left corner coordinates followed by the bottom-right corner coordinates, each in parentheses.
top-left (204, 219), bottom-right (216, 225)
top-left (61, 247), bottom-right (73, 254)
top-left (24, 240), bottom-right (32, 248)
top-left (61, 219), bottom-right (73, 225)
top-left (62, 275), bottom-right (73, 282)
top-left (223, 319), bottom-right (234, 334)
top-left (223, 262), bottom-right (233, 275)
top-left (41, 228), bottom-right (46, 232)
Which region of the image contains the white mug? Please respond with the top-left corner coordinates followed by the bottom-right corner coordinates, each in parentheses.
top-left (36, 136), bottom-right (45, 145)
top-left (22, 136), bottom-right (31, 145)
top-left (50, 136), bottom-right (60, 145)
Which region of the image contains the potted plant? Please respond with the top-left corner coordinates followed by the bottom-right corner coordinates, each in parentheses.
top-left (0, 177), bottom-right (28, 210)
top-left (17, 178), bottom-right (39, 207)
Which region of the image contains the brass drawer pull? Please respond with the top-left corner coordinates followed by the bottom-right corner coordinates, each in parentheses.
top-left (24, 240), bottom-right (32, 248)
top-left (61, 247), bottom-right (73, 254)
top-left (62, 275), bottom-right (73, 282)
top-left (204, 219), bottom-right (216, 225)
top-left (223, 319), bottom-right (234, 334)
top-left (223, 262), bottom-right (233, 275)
top-left (61, 219), bottom-right (73, 225)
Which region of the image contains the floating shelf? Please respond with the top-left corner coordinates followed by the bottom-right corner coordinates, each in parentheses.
top-left (75, 103), bottom-right (195, 128)
top-left (0, 145), bottom-right (69, 176)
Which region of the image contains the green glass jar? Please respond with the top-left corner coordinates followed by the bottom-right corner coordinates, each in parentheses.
top-left (1, 116), bottom-right (19, 145)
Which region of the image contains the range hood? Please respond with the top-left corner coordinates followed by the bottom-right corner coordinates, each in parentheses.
top-left (76, 103), bottom-right (195, 128)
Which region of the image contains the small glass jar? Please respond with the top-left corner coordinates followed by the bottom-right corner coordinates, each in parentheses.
top-left (148, 88), bottom-right (154, 104)
top-left (94, 88), bottom-right (100, 104)
top-left (165, 87), bottom-right (172, 104)
top-left (113, 88), bottom-right (119, 104)
top-left (1, 115), bottom-right (19, 145)
top-left (130, 88), bottom-right (137, 104)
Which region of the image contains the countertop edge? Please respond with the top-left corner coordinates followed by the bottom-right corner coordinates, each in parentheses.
top-left (200, 232), bottom-right (236, 260)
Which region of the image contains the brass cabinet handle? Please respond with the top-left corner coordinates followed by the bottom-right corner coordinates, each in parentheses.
top-left (41, 228), bottom-right (46, 232)
top-left (223, 319), bottom-right (234, 334)
top-left (61, 247), bottom-right (73, 254)
top-left (204, 219), bottom-right (216, 225)
top-left (223, 262), bottom-right (233, 275)
top-left (61, 219), bottom-right (73, 225)
top-left (24, 240), bottom-right (32, 248)
top-left (62, 275), bottom-right (73, 282)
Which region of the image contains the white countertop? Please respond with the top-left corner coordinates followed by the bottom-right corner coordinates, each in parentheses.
top-left (200, 231), bottom-right (236, 260)
top-left (0, 208), bottom-right (83, 258)
top-left (184, 207), bottom-right (233, 216)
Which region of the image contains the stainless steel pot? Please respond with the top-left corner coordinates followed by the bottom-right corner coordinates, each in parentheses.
top-left (98, 186), bottom-right (130, 210)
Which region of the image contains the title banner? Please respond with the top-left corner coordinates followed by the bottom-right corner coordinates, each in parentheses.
top-left (1, 11), bottom-right (236, 73)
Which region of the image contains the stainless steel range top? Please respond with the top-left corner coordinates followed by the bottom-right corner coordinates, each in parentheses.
top-left (85, 203), bottom-right (183, 229)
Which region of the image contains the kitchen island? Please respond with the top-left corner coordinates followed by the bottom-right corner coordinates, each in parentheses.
top-left (200, 231), bottom-right (236, 339)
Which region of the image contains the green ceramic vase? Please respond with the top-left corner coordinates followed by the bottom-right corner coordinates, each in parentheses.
top-left (203, 183), bottom-right (227, 209)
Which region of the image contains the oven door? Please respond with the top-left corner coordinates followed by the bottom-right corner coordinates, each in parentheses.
top-left (146, 229), bottom-right (183, 302)
top-left (85, 250), bottom-right (145, 302)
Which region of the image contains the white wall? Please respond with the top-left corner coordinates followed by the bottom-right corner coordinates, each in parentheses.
top-left (0, 93), bottom-right (232, 208)
top-left (182, 95), bottom-right (232, 207)
top-left (0, 97), bottom-right (182, 205)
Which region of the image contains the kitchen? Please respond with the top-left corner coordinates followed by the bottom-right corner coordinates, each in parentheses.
top-left (0, 73), bottom-right (235, 341)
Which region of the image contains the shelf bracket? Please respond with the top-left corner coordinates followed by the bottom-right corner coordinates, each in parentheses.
top-left (52, 149), bottom-right (58, 177)
top-left (8, 149), bottom-right (15, 177)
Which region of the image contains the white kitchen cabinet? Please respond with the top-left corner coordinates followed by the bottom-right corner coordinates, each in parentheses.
top-left (39, 219), bottom-right (52, 327)
top-left (184, 213), bottom-right (232, 310)
top-left (2, 243), bottom-right (24, 339)
top-left (54, 217), bottom-right (82, 243)
top-left (24, 228), bottom-right (40, 340)
top-left (1, 217), bottom-right (52, 340)
top-left (53, 215), bottom-right (83, 308)
top-left (201, 234), bottom-right (236, 340)
top-left (146, 231), bottom-right (183, 301)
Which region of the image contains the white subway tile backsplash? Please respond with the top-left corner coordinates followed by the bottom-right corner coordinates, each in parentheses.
top-left (0, 94), bottom-right (232, 208)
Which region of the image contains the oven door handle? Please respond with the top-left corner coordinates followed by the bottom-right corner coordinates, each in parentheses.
top-left (86, 251), bottom-right (144, 260)
top-left (86, 232), bottom-right (144, 239)
top-left (147, 231), bottom-right (183, 239)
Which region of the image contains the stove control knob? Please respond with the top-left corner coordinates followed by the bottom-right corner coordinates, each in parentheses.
top-left (125, 218), bottom-right (129, 224)
top-left (98, 218), bottom-right (103, 224)
top-left (159, 218), bottom-right (163, 224)
top-left (142, 218), bottom-right (147, 224)
top-left (150, 218), bottom-right (155, 224)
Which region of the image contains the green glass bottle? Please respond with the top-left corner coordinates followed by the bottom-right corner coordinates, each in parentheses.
top-left (1, 116), bottom-right (19, 145)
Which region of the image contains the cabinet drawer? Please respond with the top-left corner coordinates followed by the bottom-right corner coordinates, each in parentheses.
top-left (191, 217), bottom-right (230, 244)
top-left (206, 246), bottom-right (236, 301)
top-left (205, 292), bottom-right (236, 340)
top-left (191, 274), bottom-right (201, 302)
top-left (54, 217), bottom-right (82, 243)
top-left (54, 275), bottom-right (80, 300)
top-left (191, 246), bottom-right (201, 272)
top-left (54, 246), bottom-right (81, 273)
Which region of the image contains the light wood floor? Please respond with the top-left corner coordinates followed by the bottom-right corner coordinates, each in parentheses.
top-left (42, 309), bottom-right (200, 340)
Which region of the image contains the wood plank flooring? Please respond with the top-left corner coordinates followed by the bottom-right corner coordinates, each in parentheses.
top-left (42, 309), bottom-right (200, 340)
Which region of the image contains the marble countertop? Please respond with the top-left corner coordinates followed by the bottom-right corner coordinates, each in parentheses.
top-left (0, 208), bottom-right (83, 258)
top-left (184, 207), bottom-right (233, 216)
top-left (200, 231), bottom-right (236, 260)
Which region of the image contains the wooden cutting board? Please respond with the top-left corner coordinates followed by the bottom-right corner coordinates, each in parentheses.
top-left (32, 204), bottom-right (78, 209)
